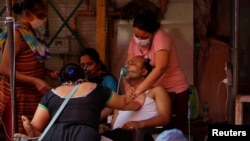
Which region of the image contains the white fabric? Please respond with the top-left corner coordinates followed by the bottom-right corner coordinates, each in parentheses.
top-left (112, 93), bottom-right (158, 129)
top-left (101, 136), bottom-right (113, 141)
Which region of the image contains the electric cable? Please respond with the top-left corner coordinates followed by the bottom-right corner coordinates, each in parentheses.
top-left (216, 81), bottom-right (223, 120)
top-left (224, 84), bottom-right (231, 122)
top-left (217, 79), bottom-right (231, 122)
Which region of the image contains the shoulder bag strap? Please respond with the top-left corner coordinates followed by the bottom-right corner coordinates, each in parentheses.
top-left (38, 84), bottom-right (80, 141)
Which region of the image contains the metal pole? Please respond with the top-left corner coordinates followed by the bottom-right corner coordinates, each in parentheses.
top-left (231, 0), bottom-right (239, 123)
top-left (5, 0), bottom-right (16, 138)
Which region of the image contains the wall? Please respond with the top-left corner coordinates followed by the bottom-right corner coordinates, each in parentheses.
top-left (237, 0), bottom-right (250, 124)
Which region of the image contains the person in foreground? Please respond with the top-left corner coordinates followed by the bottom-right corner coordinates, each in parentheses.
top-left (100, 56), bottom-right (172, 141)
top-left (0, 0), bottom-right (58, 140)
top-left (14, 63), bottom-right (142, 141)
top-left (155, 128), bottom-right (188, 141)
top-left (125, 12), bottom-right (189, 131)
top-left (79, 47), bottom-right (118, 121)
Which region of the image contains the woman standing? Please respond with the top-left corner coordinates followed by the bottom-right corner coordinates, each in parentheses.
top-left (0, 0), bottom-right (57, 140)
top-left (126, 12), bottom-right (189, 132)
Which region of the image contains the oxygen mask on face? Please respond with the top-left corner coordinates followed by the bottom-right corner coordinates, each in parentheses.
top-left (120, 66), bottom-right (141, 78)
top-left (117, 66), bottom-right (141, 94)
top-left (116, 66), bottom-right (128, 94)
top-left (120, 66), bottom-right (128, 77)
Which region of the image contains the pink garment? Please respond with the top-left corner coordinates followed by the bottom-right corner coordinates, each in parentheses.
top-left (128, 28), bottom-right (188, 93)
top-left (112, 91), bottom-right (158, 129)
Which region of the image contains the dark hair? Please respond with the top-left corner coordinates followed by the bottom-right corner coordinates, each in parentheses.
top-left (80, 48), bottom-right (107, 71)
top-left (80, 48), bottom-right (100, 64)
top-left (133, 12), bottom-right (160, 34)
top-left (59, 63), bottom-right (85, 84)
top-left (13, 0), bottom-right (46, 15)
top-left (143, 58), bottom-right (153, 77)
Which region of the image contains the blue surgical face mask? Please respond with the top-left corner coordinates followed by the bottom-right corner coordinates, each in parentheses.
top-left (133, 35), bottom-right (151, 47)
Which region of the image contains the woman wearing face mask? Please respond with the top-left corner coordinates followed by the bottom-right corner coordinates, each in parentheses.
top-left (79, 48), bottom-right (118, 122)
top-left (125, 12), bottom-right (189, 132)
top-left (0, 0), bottom-right (58, 140)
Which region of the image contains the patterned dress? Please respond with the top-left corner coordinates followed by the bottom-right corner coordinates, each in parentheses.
top-left (0, 23), bottom-right (50, 140)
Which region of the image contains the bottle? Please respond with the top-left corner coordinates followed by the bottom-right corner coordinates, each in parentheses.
top-left (203, 102), bottom-right (209, 122)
